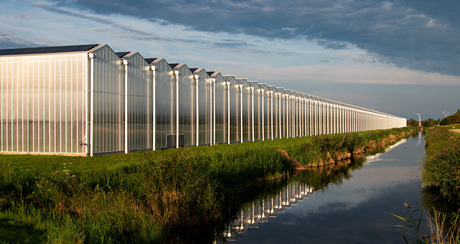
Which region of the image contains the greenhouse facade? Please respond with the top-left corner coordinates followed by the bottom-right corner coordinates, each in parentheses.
top-left (0, 44), bottom-right (407, 156)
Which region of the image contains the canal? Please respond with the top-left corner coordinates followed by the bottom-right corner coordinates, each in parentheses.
top-left (222, 132), bottom-right (426, 243)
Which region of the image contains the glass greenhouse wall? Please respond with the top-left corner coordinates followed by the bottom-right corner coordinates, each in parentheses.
top-left (0, 44), bottom-right (407, 156)
top-left (209, 72), bottom-right (227, 145)
top-left (0, 47), bottom-right (91, 155)
top-left (237, 79), bottom-right (251, 143)
top-left (146, 58), bottom-right (176, 150)
top-left (248, 81), bottom-right (260, 141)
top-left (191, 68), bottom-right (212, 146)
top-left (118, 52), bottom-right (152, 153)
top-left (225, 76), bottom-right (239, 143)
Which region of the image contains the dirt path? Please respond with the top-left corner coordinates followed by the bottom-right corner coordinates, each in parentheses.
top-left (451, 129), bottom-right (460, 133)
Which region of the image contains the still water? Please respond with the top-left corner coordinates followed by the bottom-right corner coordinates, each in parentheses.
top-left (224, 133), bottom-right (425, 243)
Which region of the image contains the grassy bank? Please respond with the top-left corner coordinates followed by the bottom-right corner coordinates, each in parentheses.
top-left (0, 127), bottom-right (412, 243)
top-left (421, 125), bottom-right (460, 242)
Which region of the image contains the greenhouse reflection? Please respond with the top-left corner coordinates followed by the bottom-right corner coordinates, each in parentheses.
top-left (222, 181), bottom-right (315, 241)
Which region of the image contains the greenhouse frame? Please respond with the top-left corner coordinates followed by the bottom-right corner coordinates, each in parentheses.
top-left (0, 44), bottom-right (407, 156)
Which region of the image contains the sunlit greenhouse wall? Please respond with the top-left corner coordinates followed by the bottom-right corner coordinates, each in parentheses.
top-left (237, 79), bottom-right (251, 143)
top-left (119, 52), bottom-right (152, 152)
top-left (261, 84), bottom-right (272, 140)
top-left (91, 45), bottom-right (125, 155)
top-left (192, 68), bottom-right (211, 146)
top-left (172, 64), bottom-right (195, 147)
top-left (225, 76), bottom-right (239, 143)
top-left (147, 58), bottom-right (175, 149)
top-left (209, 72), bottom-right (227, 145)
top-left (248, 81), bottom-right (260, 141)
top-left (0, 43), bottom-right (407, 156)
top-left (272, 87), bottom-right (281, 139)
top-left (0, 48), bottom-right (91, 155)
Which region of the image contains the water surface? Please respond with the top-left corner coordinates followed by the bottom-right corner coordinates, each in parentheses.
top-left (227, 133), bottom-right (425, 243)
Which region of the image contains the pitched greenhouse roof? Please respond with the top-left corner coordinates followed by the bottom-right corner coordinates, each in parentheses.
top-left (169, 63), bottom-right (179, 68)
top-left (144, 58), bottom-right (158, 63)
top-left (115, 52), bottom-right (130, 58)
top-left (0, 44), bottom-right (99, 56)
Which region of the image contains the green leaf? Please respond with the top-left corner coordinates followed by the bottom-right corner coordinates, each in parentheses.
top-left (396, 224), bottom-right (413, 228)
top-left (402, 233), bottom-right (408, 244)
top-left (391, 213), bottom-right (413, 223)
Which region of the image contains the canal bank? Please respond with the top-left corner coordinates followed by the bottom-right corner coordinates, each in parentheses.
top-left (421, 125), bottom-right (460, 242)
top-left (0, 127), bottom-right (413, 243)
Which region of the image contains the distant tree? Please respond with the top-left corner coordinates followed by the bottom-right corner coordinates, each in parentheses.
top-left (408, 118), bottom-right (419, 127)
top-left (440, 109), bottom-right (460, 125)
top-left (422, 118), bottom-right (439, 127)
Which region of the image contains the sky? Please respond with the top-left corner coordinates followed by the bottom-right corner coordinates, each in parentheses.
top-left (1, 0), bottom-right (459, 120)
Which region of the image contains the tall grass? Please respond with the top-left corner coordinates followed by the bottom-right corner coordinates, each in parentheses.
top-left (0, 127), bottom-right (412, 243)
top-left (421, 126), bottom-right (460, 243)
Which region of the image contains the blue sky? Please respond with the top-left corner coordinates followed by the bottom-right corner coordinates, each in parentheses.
top-left (1, 0), bottom-right (459, 120)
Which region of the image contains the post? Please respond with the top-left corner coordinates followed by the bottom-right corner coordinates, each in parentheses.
top-left (227, 81), bottom-right (231, 144)
top-left (195, 74), bottom-right (199, 146)
top-left (123, 59), bottom-right (128, 154)
top-left (151, 65), bottom-right (156, 150)
top-left (88, 52), bottom-right (95, 156)
top-left (251, 86), bottom-right (254, 141)
top-left (175, 70), bottom-right (179, 148)
top-left (262, 89), bottom-right (265, 141)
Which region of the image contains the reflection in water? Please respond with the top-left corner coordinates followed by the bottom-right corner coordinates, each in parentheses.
top-left (366, 138), bottom-right (406, 163)
top-left (223, 182), bottom-right (315, 241)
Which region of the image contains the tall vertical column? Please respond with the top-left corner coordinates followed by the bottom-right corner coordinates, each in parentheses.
top-left (174, 70), bottom-right (180, 148)
top-left (227, 81), bottom-right (231, 144)
top-left (123, 59), bottom-right (128, 154)
top-left (151, 65), bottom-right (156, 150)
top-left (262, 89), bottom-right (265, 141)
top-left (195, 75), bottom-right (199, 146)
top-left (251, 86), bottom-right (255, 141)
top-left (88, 52), bottom-right (95, 156)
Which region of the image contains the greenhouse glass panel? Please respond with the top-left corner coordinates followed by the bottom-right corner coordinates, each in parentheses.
top-left (172, 64), bottom-right (195, 147)
top-left (237, 79), bottom-right (251, 142)
top-left (248, 81), bottom-right (261, 141)
top-left (191, 68), bottom-right (211, 146)
top-left (119, 52), bottom-right (150, 152)
top-left (92, 45), bottom-right (124, 154)
top-left (266, 85), bottom-right (276, 140)
top-left (209, 72), bottom-right (228, 144)
top-left (148, 58), bottom-right (176, 149)
top-left (224, 76), bottom-right (239, 143)
top-left (0, 49), bottom-right (89, 155)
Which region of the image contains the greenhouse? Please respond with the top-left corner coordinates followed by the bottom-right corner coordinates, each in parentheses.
top-left (0, 43), bottom-right (407, 156)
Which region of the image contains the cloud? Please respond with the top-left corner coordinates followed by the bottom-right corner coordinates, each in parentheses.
top-left (316, 40), bottom-right (352, 50)
top-left (33, 1), bottom-right (287, 55)
top-left (51, 0), bottom-right (460, 77)
top-left (0, 32), bottom-right (36, 48)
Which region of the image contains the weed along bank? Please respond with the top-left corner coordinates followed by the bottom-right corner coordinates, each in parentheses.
top-left (0, 44), bottom-right (406, 156)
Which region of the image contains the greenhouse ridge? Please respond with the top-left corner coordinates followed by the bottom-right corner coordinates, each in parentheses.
top-left (0, 44), bottom-right (406, 156)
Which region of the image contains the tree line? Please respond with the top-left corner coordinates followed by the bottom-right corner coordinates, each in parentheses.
top-left (407, 109), bottom-right (460, 127)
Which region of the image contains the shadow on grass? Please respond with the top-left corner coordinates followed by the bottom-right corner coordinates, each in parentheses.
top-left (0, 218), bottom-right (46, 244)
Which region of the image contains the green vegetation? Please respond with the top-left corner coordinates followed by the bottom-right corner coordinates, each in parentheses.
top-left (0, 127), bottom-right (412, 243)
top-left (421, 125), bottom-right (460, 243)
top-left (440, 110), bottom-right (460, 125)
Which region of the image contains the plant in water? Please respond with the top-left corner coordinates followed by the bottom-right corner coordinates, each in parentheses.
top-left (391, 201), bottom-right (430, 243)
